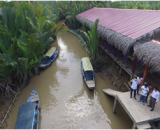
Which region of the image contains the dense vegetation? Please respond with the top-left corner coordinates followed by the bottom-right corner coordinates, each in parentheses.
top-left (107, 1), bottom-right (160, 10)
top-left (0, 1), bottom-right (159, 100)
top-left (0, 1), bottom-right (106, 100)
top-left (0, 1), bottom-right (67, 99)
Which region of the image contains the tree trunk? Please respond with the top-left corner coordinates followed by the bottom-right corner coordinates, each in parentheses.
top-left (21, 74), bottom-right (28, 89)
top-left (34, 66), bottom-right (39, 75)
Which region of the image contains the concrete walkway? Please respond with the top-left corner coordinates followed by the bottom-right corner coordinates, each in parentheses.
top-left (103, 89), bottom-right (160, 129)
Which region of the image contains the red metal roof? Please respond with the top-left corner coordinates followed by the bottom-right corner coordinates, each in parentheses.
top-left (78, 8), bottom-right (160, 39)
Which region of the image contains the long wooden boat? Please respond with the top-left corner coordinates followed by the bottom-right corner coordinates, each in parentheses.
top-left (39, 47), bottom-right (58, 68)
top-left (15, 89), bottom-right (40, 129)
top-left (81, 57), bottom-right (95, 90)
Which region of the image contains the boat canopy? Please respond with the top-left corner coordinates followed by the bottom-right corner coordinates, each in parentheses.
top-left (44, 47), bottom-right (56, 58)
top-left (15, 102), bottom-right (35, 129)
top-left (82, 57), bottom-right (93, 71)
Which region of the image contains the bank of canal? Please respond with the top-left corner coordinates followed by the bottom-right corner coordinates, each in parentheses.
top-left (6, 32), bottom-right (132, 129)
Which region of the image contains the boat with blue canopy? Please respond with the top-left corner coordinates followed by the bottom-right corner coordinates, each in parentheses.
top-left (81, 57), bottom-right (95, 90)
top-left (15, 89), bottom-right (40, 129)
top-left (39, 47), bottom-right (58, 68)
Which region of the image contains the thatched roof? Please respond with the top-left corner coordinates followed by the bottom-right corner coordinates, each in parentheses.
top-left (76, 8), bottom-right (160, 72)
top-left (76, 8), bottom-right (160, 55)
top-left (76, 15), bottom-right (136, 55)
top-left (76, 15), bottom-right (160, 55)
top-left (134, 40), bottom-right (160, 71)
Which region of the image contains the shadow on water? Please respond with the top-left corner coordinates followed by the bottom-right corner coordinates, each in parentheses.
top-left (6, 31), bottom-right (132, 129)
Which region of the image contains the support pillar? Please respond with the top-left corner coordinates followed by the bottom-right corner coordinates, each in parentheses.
top-left (102, 41), bottom-right (104, 47)
top-left (140, 62), bottom-right (149, 87)
top-left (132, 56), bottom-right (137, 73)
top-left (114, 48), bottom-right (117, 57)
top-left (157, 121), bottom-right (160, 129)
top-left (132, 123), bottom-right (136, 129)
top-left (113, 97), bottom-right (117, 114)
top-left (119, 67), bottom-right (122, 76)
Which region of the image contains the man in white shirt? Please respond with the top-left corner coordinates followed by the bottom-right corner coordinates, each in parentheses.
top-left (147, 87), bottom-right (160, 111)
top-left (130, 77), bottom-right (138, 100)
top-left (137, 76), bottom-right (143, 95)
top-left (138, 83), bottom-right (149, 105)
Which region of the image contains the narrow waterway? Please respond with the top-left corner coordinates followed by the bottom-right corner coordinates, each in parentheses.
top-left (6, 32), bottom-right (132, 129)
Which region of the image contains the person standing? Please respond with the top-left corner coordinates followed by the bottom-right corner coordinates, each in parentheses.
top-left (130, 77), bottom-right (138, 100)
top-left (146, 83), bottom-right (152, 103)
top-left (137, 76), bottom-right (143, 95)
top-left (147, 87), bottom-right (160, 111)
top-left (138, 83), bottom-right (149, 105)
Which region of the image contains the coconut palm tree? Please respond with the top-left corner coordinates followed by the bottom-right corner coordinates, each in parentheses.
top-left (68, 19), bottom-right (99, 63)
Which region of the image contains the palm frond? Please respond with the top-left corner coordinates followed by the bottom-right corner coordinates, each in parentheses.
top-left (66, 29), bottom-right (88, 51)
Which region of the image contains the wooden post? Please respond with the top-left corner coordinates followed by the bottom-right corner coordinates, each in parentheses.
top-left (113, 97), bottom-right (117, 114)
top-left (132, 56), bottom-right (137, 73)
top-left (132, 123), bottom-right (136, 129)
top-left (1, 112), bottom-right (4, 118)
top-left (140, 62), bottom-right (149, 87)
top-left (119, 67), bottom-right (122, 75)
top-left (102, 41), bottom-right (104, 47)
top-left (0, 123), bottom-right (4, 129)
top-left (114, 48), bottom-right (117, 57)
top-left (157, 121), bottom-right (160, 129)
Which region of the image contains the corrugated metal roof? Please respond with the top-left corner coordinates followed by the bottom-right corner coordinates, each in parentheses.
top-left (78, 8), bottom-right (160, 39)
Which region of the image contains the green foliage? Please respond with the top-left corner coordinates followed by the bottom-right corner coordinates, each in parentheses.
top-left (0, 1), bottom-right (4, 8)
top-left (51, 1), bottom-right (106, 29)
top-left (108, 1), bottom-right (160, 10)
top-left (66, 29), bottom-right (88, 51)
top-left (68, 19), bottom-right (99, 62)
top-left (0, 1), bottom-right (68, 96)
top-left (87, 19), bottom-right (99, 60)
top-left (107, 1), bottom-right (125, 9)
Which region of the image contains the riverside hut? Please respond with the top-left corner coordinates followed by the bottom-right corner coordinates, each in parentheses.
top-left (76, 8), bottom-right (160, 88)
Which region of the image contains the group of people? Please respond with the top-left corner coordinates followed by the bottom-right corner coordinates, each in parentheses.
top-left (130, 76), bottom-right (159, 111)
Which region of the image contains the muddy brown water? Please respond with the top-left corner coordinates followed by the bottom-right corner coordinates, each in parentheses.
top-left (6, 32), bottom-right (132, 129)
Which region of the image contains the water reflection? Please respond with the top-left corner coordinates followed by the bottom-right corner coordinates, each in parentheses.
top-left (6, 31), bottom-right (132, 129)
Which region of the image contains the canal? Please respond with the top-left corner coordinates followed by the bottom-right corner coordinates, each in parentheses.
top-left (6, 31), bottom-right (132, 129)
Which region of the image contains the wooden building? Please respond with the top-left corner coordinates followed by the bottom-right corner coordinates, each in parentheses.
top-left (76, 8), bottom-right (160, 88)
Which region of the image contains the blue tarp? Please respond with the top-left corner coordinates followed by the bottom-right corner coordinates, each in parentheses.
top-left (15, 102), bottom-right (35, 129)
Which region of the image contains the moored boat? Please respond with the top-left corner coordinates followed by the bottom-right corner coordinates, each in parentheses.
top-left (81, 57), bottom-right (95, 90)
top-left (39, 47), bottom-right (58, 68)
top-left (15, 89), bottom-right (40, 129)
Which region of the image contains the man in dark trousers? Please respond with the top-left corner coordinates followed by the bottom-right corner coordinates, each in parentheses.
top-left (138, 83), bottom-right (149, 105)
top-left (147, 87), bottom-right (160, 111)
top-left (136, 76), bottom-right (143, 95)
top-left (130, 77), bottom-right (138, 100)
top-left (145, 83), bottom-right (152, 103)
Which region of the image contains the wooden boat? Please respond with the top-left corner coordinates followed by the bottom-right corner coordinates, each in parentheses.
top-left (15, 89), bottom-right (40, 129)
top-left (39, 47), bottom-right (58, 68)
top-left (81, 57), bottom-right (95, 90)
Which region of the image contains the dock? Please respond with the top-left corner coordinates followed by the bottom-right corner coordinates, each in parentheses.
top-left (103, 88), bottom-right (160, 129)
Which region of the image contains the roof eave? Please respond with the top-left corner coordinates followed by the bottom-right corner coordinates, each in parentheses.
top-left (76, 15), bottom-right (136, 55)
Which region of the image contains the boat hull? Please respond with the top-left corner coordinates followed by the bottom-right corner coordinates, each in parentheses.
top-left (81, 59), bottom-right (95, 90)
top-left (15, 89), bottom-right (40, 129)
top-left (39, 50), bottom-right (58, 69)
top-left (85, 80), bottom-right (95, 90)
top-left (27, 89), bottom-right (40, 129)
